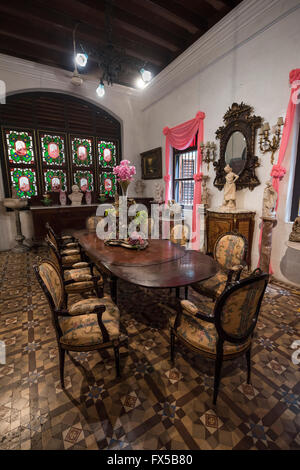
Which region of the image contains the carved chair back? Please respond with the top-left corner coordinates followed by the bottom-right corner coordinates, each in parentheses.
top-left (34, 259), bottom-right (65, 312)
top-left (214, 231), bottom-right (247, 270)
top-left (214, 271), bottom-right (269, 345)
top-left (170, 224), bottom-right (189, 246)
top-left (45, 222), bottom-right (59, 250)
top-left (45, 237), bottom-right (62, 274)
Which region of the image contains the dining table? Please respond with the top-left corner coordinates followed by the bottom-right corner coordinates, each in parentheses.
top-left (75, 232), bottom-right (218, 303)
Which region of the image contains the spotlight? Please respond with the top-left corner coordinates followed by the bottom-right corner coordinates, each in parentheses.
top-left (136, 78), bottom-right (147, 89)
top-left (75, 52), bottom-right (88, 67)
top-left (96, 80), bottom-right (105, 97)
top-left (140, 68), bottom-right (152, 83)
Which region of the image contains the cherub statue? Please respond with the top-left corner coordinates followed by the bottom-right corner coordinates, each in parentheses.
top-left (68, 184), bottom-right (83, 206)
top-left (154, 182), bottom-right (164, 203)
top-left (220, 164), bottom-right (239, 211)
top-left (262, 180), bottom-right (277, 218)
top-left (289, 216), bottom-right (300, 243)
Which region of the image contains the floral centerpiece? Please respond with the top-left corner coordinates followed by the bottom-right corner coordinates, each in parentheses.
top-left (113, 160), bottom-right (136, 197)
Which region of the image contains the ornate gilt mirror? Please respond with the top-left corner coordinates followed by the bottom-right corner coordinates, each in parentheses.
top-left (213, 102), bottom-right (262, 191)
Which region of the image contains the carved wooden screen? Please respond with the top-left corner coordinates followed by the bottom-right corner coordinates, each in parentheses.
top-left (0, 92), bottom-right (121, 199)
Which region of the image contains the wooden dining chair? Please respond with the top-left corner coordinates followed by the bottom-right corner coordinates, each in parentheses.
top-left (169, 269), bottom-right (269, 404)
top-left (190, 231), bottom-right (248, 301)
top-left (46, 237), bottom-right (104, 299)
top-left (170, 224), bottom-right (189, 246)
top-left (34, 259), bottom-right (121, 387)
top-left (45, 223), bottom-right (84, 267)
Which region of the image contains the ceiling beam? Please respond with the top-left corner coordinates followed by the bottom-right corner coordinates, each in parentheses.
top-left (0, 1), bottom-right (168, 67)
top-left (149, 0), bottom-right (209, 29)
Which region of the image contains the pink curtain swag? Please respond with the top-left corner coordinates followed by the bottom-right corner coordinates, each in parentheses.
top-left (162, 111), bottom-right (206, 246)
top-left (258, 68), bottom-right (300, 272)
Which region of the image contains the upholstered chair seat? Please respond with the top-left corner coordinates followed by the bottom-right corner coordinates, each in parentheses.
top-left (61, 254), bottom-right (82, 267)
top-left (169, 300), bottom-right (250, 356)
top-left (191, 232), bottom-right (247, 301)
top-left (34, 260), bottom-right (122, 387)
top-left (59, 296), bottom-right (120, 347)
top-left (170, 224), bottom-right (189, 246)
top-left (169, 270), bottom-right (269, 404)
top-left (64, 266), bottom-right (103, 293)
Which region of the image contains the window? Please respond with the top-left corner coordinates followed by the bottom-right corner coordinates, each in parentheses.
top-left (290, 124), bottom-right (300, 220)
top-left (0, 92), bottom-right (121, 200)
top-left (173, 144), bottom-right (197, 208)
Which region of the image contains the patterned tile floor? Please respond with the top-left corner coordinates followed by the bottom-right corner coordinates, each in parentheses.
top-left (0, 249), bottom-right (300, 450)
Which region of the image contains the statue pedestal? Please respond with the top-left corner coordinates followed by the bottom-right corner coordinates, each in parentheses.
top-left (13, 209), bottom-right (29, 253)
top-left (259, 217), bottom-right (277, 273)
top-left (198, 204), bottom-right (207, 253)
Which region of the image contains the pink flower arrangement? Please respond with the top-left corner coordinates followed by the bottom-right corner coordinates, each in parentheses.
top-left (113, 160), bottom-right (136, 182)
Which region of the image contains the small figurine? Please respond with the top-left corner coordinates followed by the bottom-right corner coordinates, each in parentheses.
top-left (220, 164), bottom-right (239, 211)
top-left (68, 184), bottom-right (83, 206)
top-left (135, 179), bottom-right (145, 196)
top-left (85, 190), bottom-right (92, 205)
top-left (154, 183), bottom-right (164, 203)
top-left (201, 176), bottom-right (210, 206)
top-left (289, 216), bottom-right (300, 243)
top-left (262, 180), bottom-right (277, 218)
top-left (59, 190), bottom-right (67, 206)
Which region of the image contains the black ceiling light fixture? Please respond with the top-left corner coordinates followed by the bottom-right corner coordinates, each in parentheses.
top-left (71, 0), bottom-right (153, 97)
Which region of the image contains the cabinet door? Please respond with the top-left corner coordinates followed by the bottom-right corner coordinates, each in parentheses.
top-left (207, 217), bottom-right (232, 253)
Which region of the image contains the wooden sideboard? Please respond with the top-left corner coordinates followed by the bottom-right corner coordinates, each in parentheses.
top-left (206, 209), bottom-right (255, 269)
top-left (30, 204), bottom-right (99, 242)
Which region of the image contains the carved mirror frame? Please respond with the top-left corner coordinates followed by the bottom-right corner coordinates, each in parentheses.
top-left (213, 102), bottom-right (262, 191)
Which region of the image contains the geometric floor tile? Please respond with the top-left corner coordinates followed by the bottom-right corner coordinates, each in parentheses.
top-left (0, 249), bottom-right (300, 450)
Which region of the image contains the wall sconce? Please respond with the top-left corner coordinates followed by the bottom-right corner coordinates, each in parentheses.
top-left (200, 141), bottom-right (217, 170)
top-left (259, 117), bottom-right (284, 165)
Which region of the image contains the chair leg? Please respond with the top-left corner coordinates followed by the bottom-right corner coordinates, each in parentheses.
top-left (59, 347), bottom-right (66, 389)
top-left (113, 343), bottom-right (120, 378)
top-left (175, 287), bottom-right (180, 298)
top-left (213, 345), bottom-right (223, 405)
top-left (184, 286), bottom-right (188, 299)
top-left (246, 348), bottom-right (251, 384)
top-left (170, 330), bottom-right (175, 364)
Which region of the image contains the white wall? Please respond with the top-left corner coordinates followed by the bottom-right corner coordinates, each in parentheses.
top-left (1, 0), bottom-right (299, 286)
top-left (138, 0), bottom-right (300, 285)
top-left (0, 54), bottom-right (143, 250)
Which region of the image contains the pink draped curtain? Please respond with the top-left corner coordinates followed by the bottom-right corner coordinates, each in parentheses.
top-left (162, 111), bottom-right (205, 239)
top-left (258, 68), bottom-right (300, 272)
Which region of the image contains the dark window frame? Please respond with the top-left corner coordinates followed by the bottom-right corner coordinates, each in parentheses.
top-left (172, 143), bottom-right (197, 209)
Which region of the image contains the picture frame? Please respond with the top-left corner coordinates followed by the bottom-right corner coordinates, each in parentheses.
top-left (141, 147), bottom-right (162, 180)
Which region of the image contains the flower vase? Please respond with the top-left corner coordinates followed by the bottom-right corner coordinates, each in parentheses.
top-left (119, 180), bottom-right (130, 197)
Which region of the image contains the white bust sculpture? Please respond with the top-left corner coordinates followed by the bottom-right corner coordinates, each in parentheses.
top-left (154, 183), bottom-right (164, 203)
top-left (262, 180), bottom-right (277, 218)
top-left (68, 184), bottom-right (83, 206)
top-left (135, 179), bottom-right (145, 196)
top-left (220, 164), bottom-right (239, 211)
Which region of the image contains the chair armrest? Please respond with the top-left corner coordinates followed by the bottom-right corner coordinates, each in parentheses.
top-left (93, 305), bottom-right (110, 343)
top-left (195, 312), bottom-right (215, 323)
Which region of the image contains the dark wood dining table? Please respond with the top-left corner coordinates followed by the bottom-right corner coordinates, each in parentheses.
top-left (76, 232), bottom-right (218, 302)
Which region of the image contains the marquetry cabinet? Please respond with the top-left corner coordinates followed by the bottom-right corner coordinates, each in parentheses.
top-left (206, 209), bottom-right (255, 269)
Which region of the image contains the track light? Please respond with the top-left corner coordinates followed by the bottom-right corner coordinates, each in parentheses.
top-left (96, 80), bottom-right (105, 98)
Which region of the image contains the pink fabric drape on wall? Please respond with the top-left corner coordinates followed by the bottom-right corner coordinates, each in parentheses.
top-left (163, 111), bottom-right (205, 240)
top-left (258, 68), bottom-right (300, 273)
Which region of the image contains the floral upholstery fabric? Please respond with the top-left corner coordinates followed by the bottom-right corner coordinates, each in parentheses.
top-left (69, 295), bottom-right (114, 315)
top-left (171, 225), bottom-right (189, 246)
top-left (61, 235), bottom-right (74, 241)
top-left (181, 299), bottom-right (215, 318)
top-left (72, 262), bottom-right (89, 268)
top-left (170, 305), bottom-right (250, 356)
top-left (60, 248), bottom-right (80, 256)
top-left (215, 234), bottom-right (245, 270)
top-left (59, 303), bottom-right (119, 347)
top-left (64, 267), bottom-right (103, 293)
top-left (62, 254), bottom-right (81, 267)
top-left (220, 279), bottom-right (266, 338)
top-left (38, 262), bottom-right (63, 309)
top-left (63, 242), bottom-right (78, 249)
top-left (191, 271), bottom-right (228, 299)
